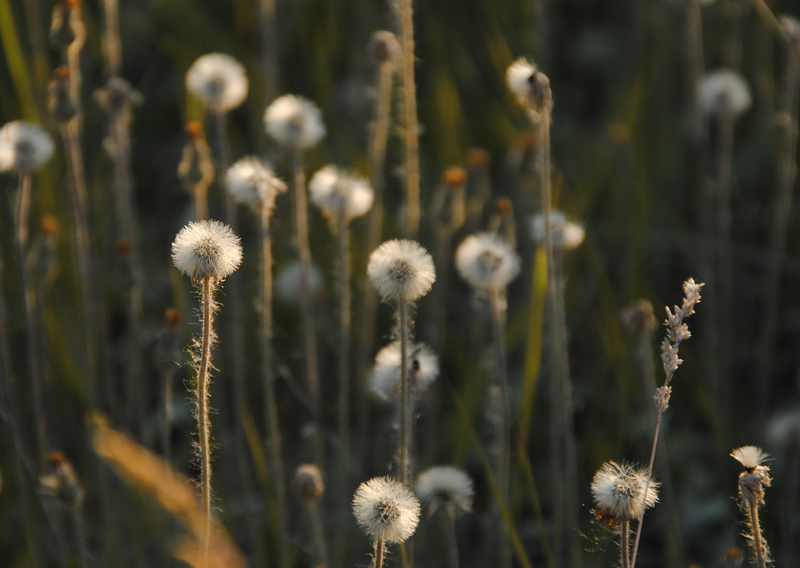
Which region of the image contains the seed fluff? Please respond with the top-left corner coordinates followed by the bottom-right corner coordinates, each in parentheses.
top-left (0, 121), bottom-right (54, 172)
top-left (171, 220), bottom-right (243, 281)
top-left (455, 233), bottom-right (521, 290)
top-left (226, 157), bottom-right (287, 212)
top-left (186, 53), bottom-right (248, 113)
top-left (415, 466), bottom-right (474, 518)
top-left (309, 165), bottom-right (374, 223)
top-left (370, 341), bottom-right (439, 400)
top-left (591, 461), bottom-right (659, 521)
top-left (352, 476), bottom-right (420, 543)
top-left (367, 239), bottom-right (436, 303)
top-left (264, 94), bottom-right (326, 150)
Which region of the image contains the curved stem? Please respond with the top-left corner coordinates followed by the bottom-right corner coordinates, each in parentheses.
top-left (197, 277), bottom-right (215, 561)
top-left (261, 209), bottom-right (288, 568)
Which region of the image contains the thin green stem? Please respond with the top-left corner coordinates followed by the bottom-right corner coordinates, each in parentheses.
top-left (308, 500), bottom-right (329, 568)
top-left (488, 287), bottom-right (510, 568)
top-left (261, 208), bottom-right (288, 568)
top-left (337, 214), bottom-right (351, 530)
top-left (399, 0), bottom-right (420, 237)
top-left (445, 514), bottom-right (459, 568)
top-left (294, 148), bottom-right (324, 467)
top-left (15, 171), bottom-right (46, 465)
top-left (399, 300), bottom-right (409, 485)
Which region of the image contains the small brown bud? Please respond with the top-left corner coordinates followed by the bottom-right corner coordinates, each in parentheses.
top-left (164, 308), bottom-right (181, 333)
top-left (41, 215), bottom-right (60, 237)
top-left (185, 121), bottom-right (204, 140)
top-left (496, 197), bottom-right (513, 218)
top-left (294, 463), bottom-right (325, 502)
top-left (465, 148), bottom-right (490, 169)
top-left (116, 238), bottom-right (131, 259)
top-left (443, 166), bottom-right (466, 188)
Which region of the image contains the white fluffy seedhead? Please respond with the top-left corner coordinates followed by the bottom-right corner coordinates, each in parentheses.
top-left (370, 341), bottom-right (439, 401)
top-left (171, 220), bottom-right (243, 281)
top-left (731, 446), bottom-right (772, 505)
top-left (415, 466), bottom-right (474, 518)
top-left (186, 53), bottom-right (248, 113)
top-left (309, 165), bottom-right (374, 223)
top-left (367, 240), bottom-right (436, 303)
top-left (455, 233), bottom-right (521, 290)
top-left (264, 94), bottom-right (326, 150)
top-left (226, 157), bottom-right (287, 213)
top-left (700, 70), bottom-right (752, 118)
top-left (531, 210), bottom-right (586, 251)
top-left (352, 476), bottom-right (420, 543)
top-left (591, 461), bottom-right (659, 521)
top-left (0, 121), bottom-right (54, 172)
top-left (506, 57), bottom-right (551, 112)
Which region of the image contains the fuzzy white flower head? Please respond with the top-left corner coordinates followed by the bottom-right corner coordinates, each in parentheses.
top-left (275, 261), bottom-right (324, 305)
top-left (186, 53), bottom-right (248, 113)
top-left (700, 70), bottom-right (752, 118)
top-left (0, 121), bottom-right (54, 172)
top-left (352, 476), bottom-right (420, 543)
top-left (264, 94), bottom-right (326, 150)
top-left (506, 57), bottom-right (537, 102)
top-left (226, 157), bottom-right (287, 212)
top-left (371, 341), bottom-right (439, 401)
top-left (531, 210), bottom-right (585, 251)
top-left (171, 220), bottom-right (243, 281)
top-left (455, 233), bottom-right (521, 290)
top-left (415, 466), bottom-right (474, 518)
top-left (367, 240), bottom-right (436, 303)
top-left (731, 446), bottom-right (772, 504)
top-left (309, 165), bottom-right (374, 223)
top-left (591, 462), bottom-right (659, 521)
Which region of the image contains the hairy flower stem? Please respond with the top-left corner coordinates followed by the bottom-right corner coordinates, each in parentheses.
top-left (308, 499), bottom-right (329, 568)
top-left (621, 519), bottom-right (630, 568)
top-left (15, 171), bottom-right (46, 464)
top-left (748, 498), bottom-right (767, 568)
top-left (374, 535), bottom-right (386, 568)
top-left (445, 514), bottom-right (459, 568)
top-left (102, 0), bottom-right (122, 76)
top-left (337, 214), bottom-right (351, 524)
top-left (399, 0), bottom-right (420, 237)
top-left (260, 207), bottom-right (288, 568)
top-left (357, 55), bottom-right (395, 450)
top-left (758, 36), bottom-right (799, 415)
top-left (293, 148), bottom-right (324, 467)
top-left (488, 287), bottom-right (510, 568)
top-left (197, 277), bottom-right (216, 560)
top-left (399, 300), bottom-right (410, 485)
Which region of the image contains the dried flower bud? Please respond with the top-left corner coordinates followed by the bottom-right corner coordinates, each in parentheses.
top-left (294, 464), bottom-right (325, 502)
top-left (369, 31), bottom-right (402, 70)
top-left (164, 308), bottom-right (181, 333)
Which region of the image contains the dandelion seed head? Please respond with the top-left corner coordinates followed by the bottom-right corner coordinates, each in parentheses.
top-left (352, 476), bottom-right (420, 543)
top-left (767, 409), bottom-right (800, 449)
top-left (226, 157), bottom-right (287, 212)
top-left (371, 341), bottom-right (439, 400)
top-left (591, 462), bottom-right (659, 521)
top-left (171, 220), bottom-right (242, 281)
top-left (731, 446), bottom-right (772, 504)
top-left (455, 233), bottom-right (520, 290)
top-left (309, 165), bottom-right (374, 223)
top-left (700, 70), bottom-right (752, 118)
top-left (367, 240), bottom-right (436, 303)
top-left (0, 121), bottom-right (54, 172)
top-left (531, 210), bottom-right (585, 251)
top-left (415, 466), bottom-right (474, 518)
top-left (275, 261), bottom-right (324, 305)
top-left (506, 58), bottom-right (537, 102)
top-left (264, 94), bottom-right (325, 150)
top-left (186, 53), bottom-right (248, 113)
